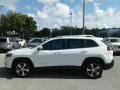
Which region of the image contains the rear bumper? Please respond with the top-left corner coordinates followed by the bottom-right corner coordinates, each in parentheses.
top-left (104, 60), bottom-right (114, 70)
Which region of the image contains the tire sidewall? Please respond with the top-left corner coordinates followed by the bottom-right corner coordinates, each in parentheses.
top-left (84, 62), bottom-right (103, 79)
top-left (13, 61), bottom-right (33, 77)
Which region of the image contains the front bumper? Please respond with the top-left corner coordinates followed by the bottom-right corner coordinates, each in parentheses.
top-left (104, 60), bottom-right (114, 70)
top-left (0, 48), bottom-right (11, 53)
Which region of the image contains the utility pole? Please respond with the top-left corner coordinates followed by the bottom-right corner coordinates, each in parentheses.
top-left (0, 5), bottom-right (3, 28)
top-left (82, 0), bottom-right (86, 34)
top-left (0, 5), bottom-right (3, 37)
top-left (70, 12), bottom-right (72, 35)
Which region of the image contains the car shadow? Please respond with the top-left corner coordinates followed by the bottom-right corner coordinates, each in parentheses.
top-left (0, 67), bottom-right (98, 79)
top-left (113, 53), bottom-right (120, 56)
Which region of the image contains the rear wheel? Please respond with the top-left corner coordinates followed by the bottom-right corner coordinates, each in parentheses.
top-left (13, 61), bottom-right (33, 77)
top-left (83, 62), bottom-right (103, 79)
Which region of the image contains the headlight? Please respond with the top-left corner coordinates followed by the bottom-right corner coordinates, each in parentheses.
top-left (6, 53), bottom-right (12, 57)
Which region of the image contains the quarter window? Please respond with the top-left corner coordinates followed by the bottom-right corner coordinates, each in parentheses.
top-left (85, 40), bottom-right (98, 47)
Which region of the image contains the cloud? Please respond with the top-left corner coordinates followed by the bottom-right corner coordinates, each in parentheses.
top-left (94, 3), bottom-right (104, 19)
top-left (86, 0), bottom-right (95, 3)
top-left (27, 13), bottom-right (35, 18)
top-left (50, 3), bottom-right (70, 18)
top-left (69, 0), bottom-right (76, 3)
top-left (37, 11), bottom-right (48, 19)
top-left (83, 2), bottom-right (120, 28)
top-left (36, 2), bottom-right (70, 28)
top-left (1, 0), bottom-right (17, 11)
top-left (37, 0), bottom-right (59, 5)
top-left (33, 0), bottom-right (120, 29)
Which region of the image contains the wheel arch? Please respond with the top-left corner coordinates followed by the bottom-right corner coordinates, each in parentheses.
top-left (82, 57), bottom-right (105, 67)
top-left (12, 57), bottom-right (34, 69)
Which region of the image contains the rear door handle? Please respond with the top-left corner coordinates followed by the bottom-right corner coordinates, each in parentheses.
top-left (55, 52), bottom-right (60, 55)
top-left (81, 51), bottom-right (87, 54)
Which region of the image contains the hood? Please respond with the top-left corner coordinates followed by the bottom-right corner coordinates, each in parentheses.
top-left (27, 42), bottom-right (41, 47)
top-left (8, 48), bottom-right (36, 56)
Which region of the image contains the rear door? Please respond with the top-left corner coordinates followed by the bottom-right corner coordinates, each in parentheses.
top-left (62, 39), bottom-right (87, 66)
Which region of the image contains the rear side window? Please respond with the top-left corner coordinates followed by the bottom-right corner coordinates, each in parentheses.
top-left (67, 39), bottom-right (84, 49)
top-left (85, 40), bottom-right (98, 48)
top-left (0, 38), bottom-right (7, 43)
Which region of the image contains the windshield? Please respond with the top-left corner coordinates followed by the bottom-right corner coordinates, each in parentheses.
top-left (9, 38), bottom-right (18, 42)
top-left (0, 38), bottom-right (7, 43)
top-left (30, 39), bottom-right (42, 43)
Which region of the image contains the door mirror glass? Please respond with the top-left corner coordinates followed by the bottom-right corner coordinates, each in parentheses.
top-left (37, 45), bottom-right (43, 50)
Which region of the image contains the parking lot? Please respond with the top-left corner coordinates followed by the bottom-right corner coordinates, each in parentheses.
top-left (0, 54), bottom-right (119, 90)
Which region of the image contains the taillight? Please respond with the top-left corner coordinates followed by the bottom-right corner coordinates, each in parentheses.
top-left (107, 46), bottom-right (112, 51)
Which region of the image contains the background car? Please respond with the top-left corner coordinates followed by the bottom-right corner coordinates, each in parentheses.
top-left (0, 37), bottom-right (12, 52)
top-left (109, 38), bottom-right (120, 53)
top-left (18, 38), bottom-right (26, 47)
top-left (9, 37), bottom-right (21, 49)
top-left (27, 38), bottom-right (44, 48)
top-left (5, 36), bottom-right (114, 78)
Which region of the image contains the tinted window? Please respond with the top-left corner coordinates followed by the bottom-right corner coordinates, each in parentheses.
top-left (0, 38), bottom-right (7, 43)
top-left (30, 39), bottom-right (42, 43)
top-left (85, 40), bottom-right (98, 47)
top-left (110, 39), bottom-right (119, 42)
top-left (9, 38), bottom-right (18, 42)
top-left (67, 39), bottom-right (84, 49)
top-left (43, 39), bottom-right (66, 50)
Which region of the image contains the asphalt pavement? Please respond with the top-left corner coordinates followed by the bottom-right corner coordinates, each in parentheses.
top-left (0, 54), bottom-right (120, 90)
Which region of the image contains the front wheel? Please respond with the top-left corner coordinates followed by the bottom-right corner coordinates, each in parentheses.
top-left (84, 62), bottom-right (103, 79)
top-left (13, 61), bottom-right (33, 77)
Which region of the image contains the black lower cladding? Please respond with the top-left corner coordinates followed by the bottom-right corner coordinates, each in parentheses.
top-left (0, 48), bottom-right (10, 53)
top-left (104, 60), bottom-right (114, 70)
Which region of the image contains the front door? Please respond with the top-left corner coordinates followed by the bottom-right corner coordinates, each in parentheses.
top-left (35, 39), bottom-right (66, 67)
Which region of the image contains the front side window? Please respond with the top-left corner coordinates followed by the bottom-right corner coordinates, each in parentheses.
top-left (43, 39), bottom-right (66, 50)
top-left (67, 39), bottom-right (84, 49)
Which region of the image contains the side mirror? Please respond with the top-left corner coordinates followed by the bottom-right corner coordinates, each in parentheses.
top-left (37, 45), bottom-right (43, 50)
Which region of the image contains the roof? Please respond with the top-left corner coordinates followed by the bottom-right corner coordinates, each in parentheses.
top-left (56, 35), bottom-right (94, 38)
top-left (51, 36), bottom-right (99, 41)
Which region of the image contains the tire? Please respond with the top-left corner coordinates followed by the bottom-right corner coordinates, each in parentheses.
top-left (83, 61), bottom-right (103, 79)
top-left (13, 61), bottom-right (33, 77)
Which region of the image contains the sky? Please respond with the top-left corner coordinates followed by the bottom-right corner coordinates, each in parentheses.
top-left (1, 0), bottom-right (120, 29)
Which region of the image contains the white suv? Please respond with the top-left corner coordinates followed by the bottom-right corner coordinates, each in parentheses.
top-left (5, 36), bottom-right (114, 79)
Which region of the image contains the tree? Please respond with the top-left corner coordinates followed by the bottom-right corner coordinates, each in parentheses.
top-left (40, 28), bottom-right (51, 37)
top-left (0, 12), bottom-right (37, 38)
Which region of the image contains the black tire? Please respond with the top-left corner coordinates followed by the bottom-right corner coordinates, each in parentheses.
top-left (83, 61), bottom-right (103, 79)
top-left (13, 61), bottom-right (33, 77)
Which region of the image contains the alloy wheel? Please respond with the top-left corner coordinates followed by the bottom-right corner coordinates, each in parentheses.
top-left (16, 63), bottom-right (30, 77)
top-left (86, 63), bottom-right (102, 78)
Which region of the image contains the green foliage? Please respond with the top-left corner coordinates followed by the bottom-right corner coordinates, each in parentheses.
top-left (0, 12), bottom-right (37, 38)
top-left (34, 26), bottom-right (109, 38)
top-left (35, 28), bottom-right (51, 38)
